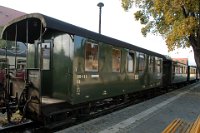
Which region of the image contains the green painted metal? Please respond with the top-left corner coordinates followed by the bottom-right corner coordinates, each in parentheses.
top-left (51, 33), bottom-right (73, 101)
top-left (171, 62), bottom-right (188, 84)
top-left (68, 35), bottom-right (163, 104)
top-left (172, 74), bottom-right (188, 83)
top-left (27, 32), bottom-right (164, 105)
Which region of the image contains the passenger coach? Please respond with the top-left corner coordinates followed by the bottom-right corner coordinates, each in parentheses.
top-left (188, 66), bottom-right (199, 83)
top-left (1, 13), bottom-right (166, 120)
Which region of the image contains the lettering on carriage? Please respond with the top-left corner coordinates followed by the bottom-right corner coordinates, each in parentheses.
top-left (91, 74), bottom-right (99, 78)
top-left (102, 90), bottom-right (107, 95)
top-left (82, 75), bottom-right (87, 78)
top-left (85, 95), bottom-right (90, 98)
top-left (76, 87), bottom-right (80, 95)
top-left (77, 80), bottom-right (80, 84)
top-left (77, 75), bottom-right (81, 79)
top-left (29, 74), bottom-right (38, 78)
top-left (77, 75), bottom-right (88, 79)
top-left (135, 75), bottom-right (139, 80)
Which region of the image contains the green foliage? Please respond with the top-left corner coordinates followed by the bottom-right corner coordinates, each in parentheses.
top-left (121, 0), bottom-right (134, 10)
top-left (121, 0), bottom-right (200, 51)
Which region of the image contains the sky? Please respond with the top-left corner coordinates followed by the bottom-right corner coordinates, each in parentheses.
top-left (0, 0), bottom-right (196, 65)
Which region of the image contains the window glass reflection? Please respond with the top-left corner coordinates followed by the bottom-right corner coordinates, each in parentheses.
top-left (85, 42), bottom-right (99, 72)
top-left (112, 48), bottom-right (121, 72)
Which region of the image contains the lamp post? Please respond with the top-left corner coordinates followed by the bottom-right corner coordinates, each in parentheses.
top-left (97, 2), bottom-right (104, 34)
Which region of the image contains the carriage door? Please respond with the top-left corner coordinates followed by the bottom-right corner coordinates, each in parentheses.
top-left (39, 40), bottom-right (52, 97)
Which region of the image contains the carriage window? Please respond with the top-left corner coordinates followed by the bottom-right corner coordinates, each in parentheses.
top-left (149, 56), bottom-right (154, 72)
top-left (85, 42), bottom-right (99, 72)
top-left (0, 58), bottom-right (8, 69)
top-left (175, 65), bottom-right (178, 74)
top-left (127, 52), bottom-right (135, 72)
top-left (180, 66), bottom-right (183, 74)
top-left (27, 44), bottom-right (35, 68)
top-left (156, 58), bottom-right (161, 73)
top-left (41, 43), bottom-right (50, 70)
top-left (139, 53), bottom-right (145, 72)
top-left (183, 67), bottom-right (185, 74)
top-left (17, 59), bottom-right (26, 69)
top-left (112, 48), bottom-right (121, 72)
top-left (190, 68), bottom-right (196, 74)
top-left (185, 67), bottom-right (187, 74)
top-left (194, 69), bottom-right (196, 74)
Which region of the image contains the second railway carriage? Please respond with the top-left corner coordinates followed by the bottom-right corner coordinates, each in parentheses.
top-left (172, 61), bottom-right (188, 84)
top-left (1, 13), bottom-right (165, 121)
top-left (163, 57), bottom-right (188, 87)
top-left (188, 66), bottom-right (198, 83)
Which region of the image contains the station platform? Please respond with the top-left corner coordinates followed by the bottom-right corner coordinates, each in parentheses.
top-left (56, 82), bottom-right (200, 133)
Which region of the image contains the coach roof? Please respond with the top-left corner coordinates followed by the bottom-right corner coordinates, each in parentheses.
top-left (1, 13), bottom-right (165, 58)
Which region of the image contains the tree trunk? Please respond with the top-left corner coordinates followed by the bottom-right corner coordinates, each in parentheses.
top-left (189, 27), bottom-right (200, 71)
top-left (193, 48), bottom-right (200, 68)
top-left (192, 46), bottom-right (200, 71)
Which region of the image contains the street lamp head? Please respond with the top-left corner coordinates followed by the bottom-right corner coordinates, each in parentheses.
top-left (97, 2), bottom-right (104, 8)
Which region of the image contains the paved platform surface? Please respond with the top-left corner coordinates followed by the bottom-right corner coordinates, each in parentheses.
top-left (57, 82), bottom-right (200, 133)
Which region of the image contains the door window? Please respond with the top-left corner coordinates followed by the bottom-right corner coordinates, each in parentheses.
top-left (149, 56), bottom-right (154, 73)
top-left (155, 58), bottom-right (162, 73)
top-left (127, 52), bottom-right (135, 72)
top-left (41, 43), bottom-right (51, 70)
top-left (139, 53), bottom-right (145, 72)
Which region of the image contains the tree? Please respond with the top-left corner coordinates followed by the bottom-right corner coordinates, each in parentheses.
top-left (121, 0), bottom-right (200, 68)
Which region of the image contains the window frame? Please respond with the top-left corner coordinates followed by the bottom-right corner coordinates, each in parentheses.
top-left (112, 48), bottom-right (121, 73)
top-left (40, 42), bottom-right (51, 70)
top-left (155, 57), bottom-right (162, 73)
top-left (84, 42), bottom-right (99, 72)
top-left (127, 51), bottom-right (135, 73)
top-left (149, 56), bottom-right (154, 73)
top-left (138, 53), bottom-right (146, 72)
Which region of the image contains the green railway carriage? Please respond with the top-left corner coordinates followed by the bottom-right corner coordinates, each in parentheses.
top-left (163, 58), bottom-right (188, 87)
top-left (188, 66), bottom-right (198, 82)
top-left (1, 13), bottom-right (165, 120)
top-left (172, 61), bottom-right (188, 84)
